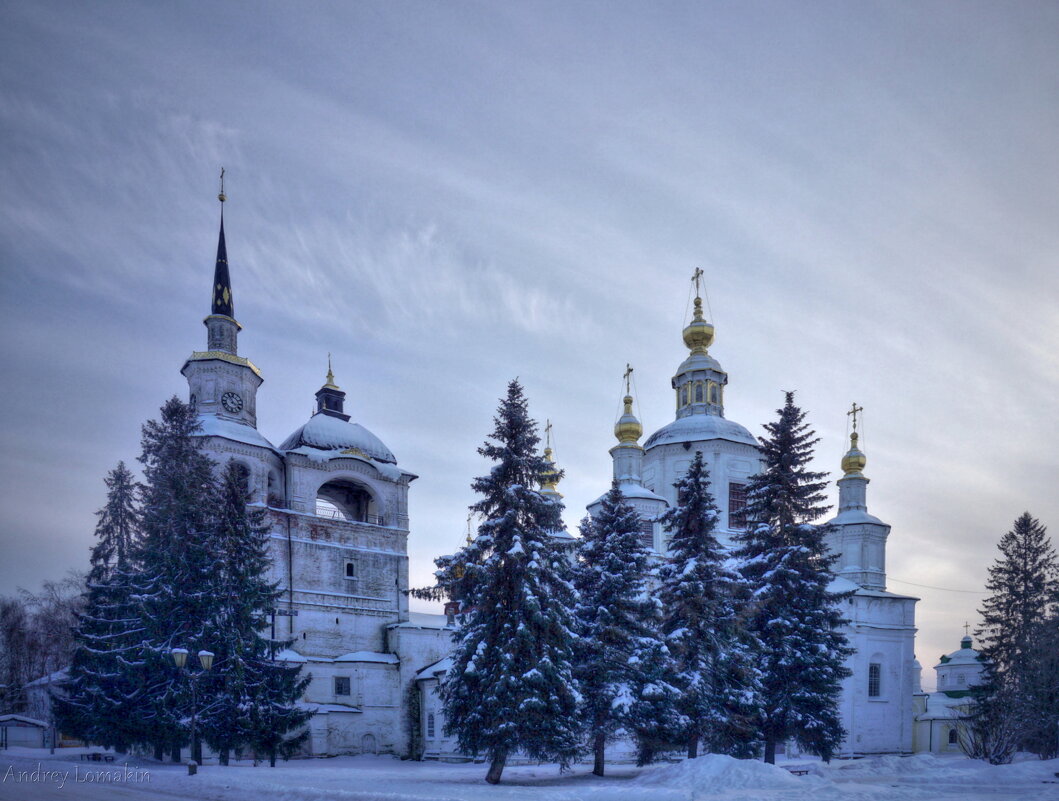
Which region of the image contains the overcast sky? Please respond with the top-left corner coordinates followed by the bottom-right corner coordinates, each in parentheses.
top-left (2, 1), bottom-right (1057, 689)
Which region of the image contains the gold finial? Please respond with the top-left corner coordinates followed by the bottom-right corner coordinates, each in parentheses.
top-left (682, 269), bottom-right (715, 353)
top-left (218, 167), bottom-right (226, 203)
top-left (614, 366), bottom-right (643, 445)
top-left (540, 426), bottom-right (562, 494)
top-left (841, 403), bottom-right (867, 476)
top-left (324, 353), bottom-right (339, 389)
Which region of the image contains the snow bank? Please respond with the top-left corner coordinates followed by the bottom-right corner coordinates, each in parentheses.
top-left (635, 753), bottom-right (827, 791)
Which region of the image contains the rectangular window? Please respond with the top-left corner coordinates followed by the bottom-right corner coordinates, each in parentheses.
top-left (334, 676), bottom-right (351, 696)
top-left (728, 483), bottom-right (747, 530)
top-left (868, 663), bottom-right (881, 698)
top-left (639, 520), bottom-right (654, 550)
top-left (427, 712), bottom-right (435, 738)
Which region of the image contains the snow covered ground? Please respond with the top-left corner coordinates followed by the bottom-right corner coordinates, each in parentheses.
top-left (1, 747), bottom-right (1057, 801)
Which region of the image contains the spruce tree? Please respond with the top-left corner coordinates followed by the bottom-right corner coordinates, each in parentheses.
top-left (624, 636), bottom-right (685, 766)
top-left (55, 462), bottom-right (144, 750)
top-left (734, 392), bottom-right (852, 764)
top-left (573, 485), bottom-right (657, 776)
top-left (974, 512), bottom-right (1058, 758)
top-left (133, 396), bottom-right (218, 761)
top-left (439, 380), bottom-right (581, 784)
top-left (658, 451), bottom-right (760, 759)
top-left (200, 461), bottom-right (312, 765)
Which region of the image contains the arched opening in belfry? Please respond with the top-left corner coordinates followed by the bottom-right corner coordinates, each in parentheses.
top-left (315, 479), bottom-right (382, 525)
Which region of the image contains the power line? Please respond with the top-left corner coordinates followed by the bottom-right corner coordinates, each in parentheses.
top-left (888, 577), bottom-right (986, 594)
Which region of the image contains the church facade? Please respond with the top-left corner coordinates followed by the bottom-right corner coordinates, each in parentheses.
top-left (587, 284), bottom-right (918, 757)
top-left (180, 200), bottom-right (916, 759)
top-left (183, 207), bottom-right (452, 758)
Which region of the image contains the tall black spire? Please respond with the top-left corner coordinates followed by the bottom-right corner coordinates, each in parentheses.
top-left (212, 169), bottom-right (234, 318)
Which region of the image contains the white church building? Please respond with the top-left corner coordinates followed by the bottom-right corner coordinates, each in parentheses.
top-left (174, 198), bottom-right (918, 759)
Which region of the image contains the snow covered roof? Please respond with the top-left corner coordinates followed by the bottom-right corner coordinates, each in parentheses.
top-left (387, 612), bottom-right (451, 630)
top-left (589, 481), bottom-right (668, 509)
top-left (297, 702), bottom-right (361, 714)
top-left (333, 651), bottom-right (399, 664)
top-left (644, 413), bottom-right (758, 450)
top-left (938, 636), bottom-right (984, 667)
top-left (415, 657), bottom-right (453, 680)
top-left (0, 714), bottom-right (47, 728)
top-left (24, 669), bottom-right (67, 688)
top-left (273, 648), bottom-right (308, 663)
top-left (196, 414), bottom-right (278, 452)
top-left (280, 412), bottom-right (397, 464)
top-left (829, 508), bottom-right (886, 526)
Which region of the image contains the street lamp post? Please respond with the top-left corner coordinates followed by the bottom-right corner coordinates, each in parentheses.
top-left (170, 647), bottom-right (214, 775)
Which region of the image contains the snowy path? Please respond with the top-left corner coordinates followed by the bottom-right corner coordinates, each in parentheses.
top-left (1, 750), bottom-right (1057, 801)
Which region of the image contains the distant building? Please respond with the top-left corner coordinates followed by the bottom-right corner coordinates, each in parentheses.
top-left (913, 634), bottom-right (986, 754)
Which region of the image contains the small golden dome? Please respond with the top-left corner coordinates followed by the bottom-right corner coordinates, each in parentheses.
top-left (841, 431), bottom-right (867, 476)
top-left (540, 446), bottom-right (562, 492)
top-left (682, 297), bottom-right (715, 353)
top-left (614, 395), bottom-right (643, 444)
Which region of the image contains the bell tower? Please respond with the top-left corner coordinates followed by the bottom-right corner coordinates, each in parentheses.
top-left (825, 404), bottom-right (891, 590)
top-left (181, 171), bottom-right (264, 429)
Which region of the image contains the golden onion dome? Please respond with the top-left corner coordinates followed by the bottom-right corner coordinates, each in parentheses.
top-left (682, 296), bottom-right (715, 353)
top-left (540, 446), bottom-right (562, 492)
top-left (841, 431), bottom-right (867, 476)
top-left (614, 395), bottom-right (643, 444)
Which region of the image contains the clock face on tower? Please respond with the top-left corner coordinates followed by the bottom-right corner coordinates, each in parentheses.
top-left (221, 391), bottom-right (244, 414)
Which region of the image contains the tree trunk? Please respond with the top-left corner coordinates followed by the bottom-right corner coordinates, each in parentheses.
top-left (219, 747), bottom-right (229, 766)
top-left (688, 733), bottom-right (699, 759)
top-left (593, 731), bottom-right (606, 776)
top-left (193, 735), bottom-right (202, 765)
top-left (269, 749), bottom-right (277, 768)
top-left (763, 738), bottom-right (776, 764)
top-left (153, 743), bottom-right (164, 762)
top-left (171, 744), bottom-right (182, 763)
top-left (485, 752), bottom-right (507, 784)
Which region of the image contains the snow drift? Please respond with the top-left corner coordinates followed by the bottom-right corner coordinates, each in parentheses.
top-left (634, 753), bottom-right (827, 791)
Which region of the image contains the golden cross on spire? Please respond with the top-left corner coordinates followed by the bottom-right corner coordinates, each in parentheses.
top-left (218, 167), bottom-right (226, 203)
top-left (692, 267), bottom-right (704, 298)
top-left (847, 402), bottom-right (864, 432)
top-left (623, 363), bottom-right (634, 395)
top-left (466, 513), bottom-right (474, 545)
top-left (325, 353), bottom-right (337, 388)
top-left (964, 621), bottom-right (970, 637)
top-left (544, 419), bottom-right (553, 451)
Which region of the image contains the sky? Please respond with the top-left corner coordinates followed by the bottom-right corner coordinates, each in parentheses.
top-left (1, 1), bottom-right (1057, 690)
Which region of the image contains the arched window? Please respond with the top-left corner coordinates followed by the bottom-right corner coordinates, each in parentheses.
top-left (948, 728), bottom-right (958, 745)
top-left (681, 385), bottom-right (690, 406)
top-left (868, 662), bottom-right (882, 697)
top-left (427, 713), bottom-right (435, 738)
top-left (316, 479), bottom-right (383, 525)
top-left (709, 383), bottom-right (719, 403)
top-left (345, 562), bottom-right (356, 580)
top-left (694, 383), bottom-right (704, 403)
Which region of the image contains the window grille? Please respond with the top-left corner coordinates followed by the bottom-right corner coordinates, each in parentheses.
top-left (728, 483), bottom-right (747, 529)
top-left (639, 520), bottom-right (654, 550)
top-left (334, 676), bottom-right (351, 696)
top-left (868, 663), bottom-right (881, 697)
top-left (948, 728), bottom-right (958, 745)
top-left (427, 713), bottom-right (435, 738)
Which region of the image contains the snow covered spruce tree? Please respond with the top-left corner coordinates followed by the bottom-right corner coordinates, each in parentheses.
top-left (200, 461), bottom-right (311, 766)
top-left (658, 451), bottom-right (760, 759)
top-left (56, 462), bottom-right (143, 750)
top-left (973, 512), bottom-right (1058, 759)
top-left (573, 483), bottom-right (658, 776)
top-left (133, 396), bottom-right (220, 762)
top-left (440, 380), bottom-right (581, 784)
top-left (734, 392), bottom-right (852, 764)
